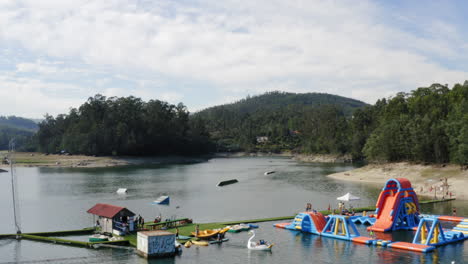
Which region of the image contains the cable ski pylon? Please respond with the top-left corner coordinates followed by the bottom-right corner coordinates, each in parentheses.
top-left (9, 139), bottom-right (21, 237)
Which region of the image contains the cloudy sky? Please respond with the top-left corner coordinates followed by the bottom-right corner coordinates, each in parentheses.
top-left (1, 0), bottom-right (467, 118)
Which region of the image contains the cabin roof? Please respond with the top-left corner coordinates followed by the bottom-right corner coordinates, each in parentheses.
top-left (87, 203), bottom-right (135, 218)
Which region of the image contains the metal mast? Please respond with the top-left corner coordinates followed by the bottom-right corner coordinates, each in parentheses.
top-left (9, 139), bottom-right (21, 235)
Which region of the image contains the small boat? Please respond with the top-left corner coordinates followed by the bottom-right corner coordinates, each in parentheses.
top-left (215, 227), bottom-right (230, 234)
top-left (89, 234), bottom-right (109, 242)
top-left (191, 240), bottom-right (209, 246)
top-left (247, 231), bottom-right (274, 251)
top-left (248, 224), bottom-right (259, 229)
top-left (177, 235), bottom-right (192, 240)
top-left (228, 224), bottom-right (251, 233)
top-left (264, 171), bottom-right (275, 175)
top-left (191, 229), bottom-right (219, 239)
top-left (209, 238), bottom-right (229, 244)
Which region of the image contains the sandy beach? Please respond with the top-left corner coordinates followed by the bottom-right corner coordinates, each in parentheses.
top-left (328, 162), bottom-right (468, 200)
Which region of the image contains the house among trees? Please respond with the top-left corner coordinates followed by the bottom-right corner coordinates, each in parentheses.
top-left (256, 136), bottom-right (269, 143)
top-left (87, 203), bottom-right (136, 235)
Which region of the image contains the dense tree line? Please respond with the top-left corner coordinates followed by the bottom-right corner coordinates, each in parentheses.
top-left (11, 81), bottom-right (468, 166)
top-left (361, 82), bottom-right (468, 165)
top-left (36, 95), bottom-right (213, 156)
top-left (196, 83), bottom-right (468, 166)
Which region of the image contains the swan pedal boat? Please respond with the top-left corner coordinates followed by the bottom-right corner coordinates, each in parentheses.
top-left (247, 231), bottom-right (274, 251)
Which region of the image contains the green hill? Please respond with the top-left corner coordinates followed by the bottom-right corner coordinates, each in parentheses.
top-left (0, 116), bottom-right (38, 131)
top-left (194, 91), bottom-right (367, 153)
top-left (197, 91), bottom-right (366, 117)
top-left (0, 116), bottom-right (37, 150)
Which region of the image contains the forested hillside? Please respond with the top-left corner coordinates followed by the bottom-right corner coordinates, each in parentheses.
top-left (0, 116), bottom-right (37, 150)
top-left (194, 83), bottom-right (468, 166)
top-left (194, 91), bottom-right (367, 153)
top-left (0, 116), bottom-right (38, 131)
top-left (360, 82), bottom-right (468, 164)
top-left (17, 81), bottom-right (468, 166)
top-left (36, 95), bottom-right (213, 156)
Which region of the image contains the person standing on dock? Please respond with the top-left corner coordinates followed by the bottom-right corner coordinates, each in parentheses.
top-left (136, 215), bottom-right (141, 228)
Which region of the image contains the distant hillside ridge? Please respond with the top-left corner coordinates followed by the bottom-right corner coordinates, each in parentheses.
top-left (193, 91), bottom-right (368, 153)
top-left (195, 91), bottom-right (367, 116)
top-left (0, 116), bottom-right (38, 131)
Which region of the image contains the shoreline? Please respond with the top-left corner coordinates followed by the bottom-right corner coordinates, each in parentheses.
top-left (0, 152), bottom-right (211, 168)
top-left (3, 152), bottom-right (467, 201)
top-left (0, 151), bottom-right (351, 169)
top-left (327, 162), bottom-right (468, 200)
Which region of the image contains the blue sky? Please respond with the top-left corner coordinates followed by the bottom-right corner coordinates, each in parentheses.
top-left (0, 0), bottom-right (467, 118)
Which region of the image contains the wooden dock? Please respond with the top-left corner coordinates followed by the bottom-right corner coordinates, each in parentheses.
top-left (0, 228), bottom-right (129, 248)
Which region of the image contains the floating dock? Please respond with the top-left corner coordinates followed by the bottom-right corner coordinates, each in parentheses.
top-left (0, 228), bottom-right (129, 249)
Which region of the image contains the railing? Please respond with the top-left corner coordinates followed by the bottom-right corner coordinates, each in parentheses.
top-left (146, 218), bottom-right (190, 230)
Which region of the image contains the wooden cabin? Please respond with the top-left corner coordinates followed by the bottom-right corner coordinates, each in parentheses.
top-left (87, 203), bottom-right (136, 235)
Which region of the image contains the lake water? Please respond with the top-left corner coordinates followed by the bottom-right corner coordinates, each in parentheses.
top-left (0, 157), bottom-right (467, 263)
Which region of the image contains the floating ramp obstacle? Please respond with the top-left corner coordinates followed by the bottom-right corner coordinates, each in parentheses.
top-left (217, 179), bottom-right (238, 187)
top-left (116, 188), bottom-right (127, 194)
top-left (274, 211), bottom-right (326, 235)
top-left (152, 196), bottom-right (170, 205)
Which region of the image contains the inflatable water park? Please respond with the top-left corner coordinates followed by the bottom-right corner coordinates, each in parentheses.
top-left (274, 178), bottom-right (468, 253)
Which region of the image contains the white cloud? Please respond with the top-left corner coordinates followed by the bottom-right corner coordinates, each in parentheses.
top-left (0, 0), bottom-right (467, 117)
top-left (0, 75), bottom-right (86, 117)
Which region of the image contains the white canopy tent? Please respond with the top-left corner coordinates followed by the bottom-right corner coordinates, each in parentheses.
top-left (336, 193), bottom-right (360, 201)
top-left (337, 193), bottom-right (361, 211)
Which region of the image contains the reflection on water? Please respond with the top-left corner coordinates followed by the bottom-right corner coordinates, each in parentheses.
top-left (0, 157), bottom-right (467, 263)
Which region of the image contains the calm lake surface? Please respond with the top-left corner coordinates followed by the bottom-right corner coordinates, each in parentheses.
top-left (0, 157), bottom-right (467, 263)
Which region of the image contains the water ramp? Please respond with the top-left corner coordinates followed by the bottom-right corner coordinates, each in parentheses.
top-left (217, 179), bottom-right (238, 187)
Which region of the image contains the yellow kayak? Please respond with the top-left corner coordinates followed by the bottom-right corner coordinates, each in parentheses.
top-left (191, 229), bottom-right (219, 239)
top-left (217, 227), bottom-right (230, 234)
top-left (191, 240), bottom-right (209, 246)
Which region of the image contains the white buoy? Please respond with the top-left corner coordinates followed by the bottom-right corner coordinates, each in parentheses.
top-left (117, 188), bottom-right (127, 194)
